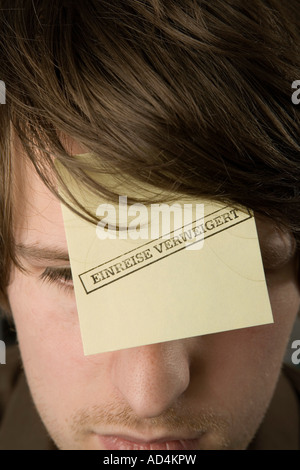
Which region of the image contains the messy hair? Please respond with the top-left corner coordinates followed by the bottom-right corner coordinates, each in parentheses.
top-left (0, 0), bottom-right (300, 310)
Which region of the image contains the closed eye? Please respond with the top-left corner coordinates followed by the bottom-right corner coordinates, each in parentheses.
top-left (39, 267), bottom-right (74, 291)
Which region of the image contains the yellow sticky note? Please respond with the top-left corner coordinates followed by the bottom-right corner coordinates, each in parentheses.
top-left (56, 160), bottom-right (273, 355)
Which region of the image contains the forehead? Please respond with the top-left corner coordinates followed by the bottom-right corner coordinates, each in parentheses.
top-left (12, 134), bottom-right (86, 247)
top-left (13, 160), bottom-right (67, 248)
top-left (12, 137), bottom-right (296, 262)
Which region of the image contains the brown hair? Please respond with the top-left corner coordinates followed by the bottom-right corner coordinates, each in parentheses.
top-left (0, 0), bottom-right (300, 310)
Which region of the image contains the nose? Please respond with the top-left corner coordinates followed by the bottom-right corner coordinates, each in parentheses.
top-left (111, 340), bottom-right (190, 419)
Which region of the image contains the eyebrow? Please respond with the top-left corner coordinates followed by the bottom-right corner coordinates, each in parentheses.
top-left (16, 243), bottom-right (70, 263)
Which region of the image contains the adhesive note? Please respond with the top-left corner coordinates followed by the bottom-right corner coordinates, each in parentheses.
top-left (56, 157), bottom-right (273, 355)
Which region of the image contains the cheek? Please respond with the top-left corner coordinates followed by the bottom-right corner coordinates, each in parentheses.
top-left (7, 270), bottom-right (86, 399)
top-left (7, 268), bottom-right (117, 448)
top-left (248, 262), bottom-right (300, 381)
top-left (200, 261), bottom-right (300, 413)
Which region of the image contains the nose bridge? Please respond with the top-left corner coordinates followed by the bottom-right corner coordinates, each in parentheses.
top-left (111, 340), bottom-right (190, 419)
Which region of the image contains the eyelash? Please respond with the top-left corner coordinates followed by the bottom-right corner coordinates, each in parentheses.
top-left (39, 267), bottom-right (74, 291)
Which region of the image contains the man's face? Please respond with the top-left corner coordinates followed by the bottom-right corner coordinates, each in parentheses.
top-left (7, 152), bottom-right (300, 450)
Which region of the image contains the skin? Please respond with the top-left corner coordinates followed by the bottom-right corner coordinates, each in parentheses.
top-left (6, 143), bottom-right (300, 450)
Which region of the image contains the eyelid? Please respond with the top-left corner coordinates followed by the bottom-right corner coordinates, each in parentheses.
top-left (39, 266), bottom-right (74, 289)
